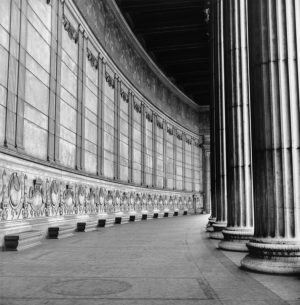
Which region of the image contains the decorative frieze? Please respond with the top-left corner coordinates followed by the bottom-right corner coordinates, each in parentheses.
top-left (62, 16), bottom-right (79, 43)
top-left (0, 168), bottom-right (195, 222)
top-left (87, 48), bottom-right (98, 69)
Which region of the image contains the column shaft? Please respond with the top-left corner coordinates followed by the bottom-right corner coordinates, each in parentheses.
top-left (219, 0), bottom-right (254, 252)
top-left (241, 0), bottom-right (300, 274)
top-left (211, 0), bottom-right (227, 239)
top-left (152, 113), bottom-right (157, 187)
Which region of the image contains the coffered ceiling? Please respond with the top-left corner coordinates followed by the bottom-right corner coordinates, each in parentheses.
top-left (115, 0), bottom-right (211, 106)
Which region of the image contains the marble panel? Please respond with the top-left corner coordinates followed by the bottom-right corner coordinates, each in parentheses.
top-left (0, 104), bottom-right (6, 144)
top-left (61, 49), bottom-right (78, 75)
top-left (84, 139), bottom-right (97, 154)
top-left (24, 103), bottom-right (48, 130)
top-left (60, 87), bottom-right (77, 110)
top-left (24, 119), bottom-right (48, 160)
top-left (0, 27), bottom-right (9, 51)
top-left (85, 119), bottom-right (97, 144)
top-left (85, 107), bottom-right (97, 126)
top-left (25, 70), bottom-right (49, 114)
top-left (0, 46), bottom-right (8, 87)
top-left (59, 139), bottom-right (76, 168)
top-left (104, 131), bottom-right (114, 151)
top-left (28, 0), bottom-right (51, 31)
top-left (26, 22), bottom-right (50, 71)
top-left (0, 0), bottom-right (10, 31)
top-left (60, 126), bottom-right (76, 145)
top-left (26, 53), bottom-right (49, 86)
top-left (61, 63), bottom-right (77, 98)
top-left (85, 151), bottom-right (97, 174)
top-left (60, 100), bottom-right (77, 133)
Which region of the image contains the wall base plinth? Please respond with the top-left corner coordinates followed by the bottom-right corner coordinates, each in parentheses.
top-left (218, 227), bottom-right (253, 252)
top-left (241, 239), bottom-right (300, 274)
top-left (209, 221), bottom-right (227, 240)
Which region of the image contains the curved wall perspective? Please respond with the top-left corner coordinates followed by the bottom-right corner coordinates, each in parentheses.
top-left (0, 0), bottom-right (210, 243)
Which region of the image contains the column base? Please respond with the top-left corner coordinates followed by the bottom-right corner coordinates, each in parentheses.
top-left (209, 221), bottom-right (227, 240)
top-left (218, 227), bottom-right (254, 252)
top-left (206, 217), bottom-right (216, 232)
top-left (241, 238), bottom-right (300, 274)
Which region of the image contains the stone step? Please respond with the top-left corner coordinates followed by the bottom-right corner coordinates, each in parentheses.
top-left (48, 225), bottom-right (75, 239)
top-left (4, 230), bottom-right (43, 251)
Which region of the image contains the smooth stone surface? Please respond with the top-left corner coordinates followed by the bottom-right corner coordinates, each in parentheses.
top-left (0, 215), bottom-right (298, 305)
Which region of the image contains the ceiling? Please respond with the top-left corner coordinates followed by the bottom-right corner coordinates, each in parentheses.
top-left (115, 0), bottom-right (211, 106)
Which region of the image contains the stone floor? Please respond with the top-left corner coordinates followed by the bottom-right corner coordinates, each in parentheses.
top-left (0, 215), bottom-right (299, 305)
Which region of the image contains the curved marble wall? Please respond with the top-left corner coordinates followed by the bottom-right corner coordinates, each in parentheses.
top-left (0, 0), bottom-right (210, 242)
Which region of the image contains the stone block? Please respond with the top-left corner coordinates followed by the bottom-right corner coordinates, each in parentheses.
top-left (76, 222), bottom-right (86, 232)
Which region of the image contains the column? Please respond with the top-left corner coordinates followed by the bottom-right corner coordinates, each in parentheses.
top-left (152, 113), bottom-right (157, 187)
top-left (241, 0), bottom-right (300, 274)
top-left (219, 0), bottom-right (254, 252)
top-left (97, 57), bottom-right (105, 176)
top-left (114, 75), bottom-right (121, 180)
top-left (207, 0), bottom-right (217, 230)
top-left (210, 0), bottom-right (227, 240)
top-left (128, 92), bottom-right (134, 183)
top-left (75, 26), bottom-right (87, 171)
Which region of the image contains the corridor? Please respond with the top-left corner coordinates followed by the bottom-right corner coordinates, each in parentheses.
top-left (0, 215), bottom-right (299, 305)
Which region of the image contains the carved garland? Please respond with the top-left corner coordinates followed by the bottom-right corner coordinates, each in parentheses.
top-left (62, 16), bottom-right (79, 44)
top-left (87, 48), bottom-right (99, 70)
top-left (186, 138), bottom-right (192, 145)
top-left (133, 101), bottom-right (141, 113)
top-left (156, 120), bottom-right (163, 129)
top-left (167, 126), bottom-right (173, 135)
top-left (120, 89), bottom-right (129, 103)
top-left (105, 72), bottom-right (115, 88)
top-left (176, 132), bottom-right (183, 141)
top-left (145, 111), bottom-right (153, 122)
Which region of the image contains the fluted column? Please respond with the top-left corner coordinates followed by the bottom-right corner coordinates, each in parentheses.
top-left (219, 0), bottom-right (253, 252)
top-left (241, 0), bottom-right (300, 274)
top-left (207, 0), bottom-right (217, 231)
top-left (210, 0), bottom-right (227, 240)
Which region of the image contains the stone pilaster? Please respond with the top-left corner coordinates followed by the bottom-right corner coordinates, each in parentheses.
top-left (128, 92), bottom-right (134, 183)
top-left (182, 133), bottom-right (186, 191)
top-left (191, 138), bottom-right (195, 192)
top-left (163, 120), bottom-right (167, 189)
top-left (97, 57), bottom-right (105, 176)
top-left (210, 0), bottom-right (227, 240)
top-left (114, 75), bottom-right (121, 180)
top-left (202, 141), bottom-right (211, 215)
top-left (173, 128), bottom-right (177, 190)
top-left (219, 0), bottom-right (254, 252)
top-left (241, 0), bottom-right (300, 274)
top-left (4, 0), bottom-right (25, 151)
top-left (75, 26), bottom-right (87, 171)
top-left (141, 103), bottom-right (146, 186)
top-left (48, 0), bottom-right (59, 162)
top-left (152, 113), bottom-right (157, 187)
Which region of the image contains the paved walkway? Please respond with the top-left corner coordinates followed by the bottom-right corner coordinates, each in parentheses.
top-left (0, 215), bottom-right (299, 305)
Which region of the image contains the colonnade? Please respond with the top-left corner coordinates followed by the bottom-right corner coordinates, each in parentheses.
top-left (209, 0), bottom-right (300, 274)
